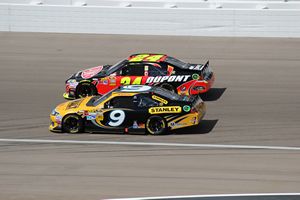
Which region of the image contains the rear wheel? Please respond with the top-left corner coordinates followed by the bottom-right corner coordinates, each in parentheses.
top-left (160, 83), bottom-right (175, 93)
top-left (62, 114), bottom-right (83, 133)
top-left (76, 82), bottom-right (97, 98)
top-left (146, 116), bottom-right (167, 135)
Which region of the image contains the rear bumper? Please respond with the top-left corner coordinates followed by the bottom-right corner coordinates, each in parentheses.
top-left (192, 73), bottom-right (215, 94)
top-left (167, 112), bottom-right (204, 131)
top-left (177, 73), bottom-right (215, 96)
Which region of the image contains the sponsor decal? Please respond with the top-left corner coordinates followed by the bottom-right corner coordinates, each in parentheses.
top-left (170, 121), bottom-right (188, 128)
top-left (81, 66), bottom-right (103, 79)
top-left (67, 79), bottom-right (77, 83)
top-left (138, 123), bottom-right (145, 128)
top-left (146, 75), bottom-right (190, 83)
top-left (170, 122), bottom-right (187, 127)
top-left (103, 79), bottom-right (108, 85)
top-left (86, 115), bottom-right (96, 120)
top-left (95, 113), bottom-right (104, 123)
top-left (191, 117), bottom-right (197, 125)
top-left (67, 81), bottom-right (78, 88)
top-left (149, 106), bottom-right (182, 114)
top-left (55, 115), bottom-right (62, 124)
top-left (78, 110), bottom-right (89, 117)
top-left (189, 64), bottom-right (204, 71)
top-left (183, 105), bottom-right (191, 112)
top-left (86, 112), bottom-right (97, 120)
top-left (109, 76), bottom-right (116, 85)
top-left (121, 85), bottom-right (151, 92)
top-left (192, 73), bottom-right (200, 80)
top-left (132, 121), bottom-right (138, 129)
top-left (152, 95), bottom-right (168, 105)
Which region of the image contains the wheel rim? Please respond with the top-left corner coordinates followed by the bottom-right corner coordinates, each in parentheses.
top-left (148, 118), bottom-right (164, 134)
top-left (64, 117), bottom-right (79, 132)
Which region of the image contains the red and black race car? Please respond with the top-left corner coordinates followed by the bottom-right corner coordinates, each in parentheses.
top-left (64, 53), bottom-right (215, 99)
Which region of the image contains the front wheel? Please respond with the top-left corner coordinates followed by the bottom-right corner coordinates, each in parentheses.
top-left (62, 114), bottom-right (84, 133)
top-left (76, 82), bottom-right (97, 98)
top-left (146, 116), bottom-right (167, 135)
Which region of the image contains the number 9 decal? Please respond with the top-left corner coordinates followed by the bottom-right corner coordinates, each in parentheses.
top-left (108, 110), bottom-right (125, 127)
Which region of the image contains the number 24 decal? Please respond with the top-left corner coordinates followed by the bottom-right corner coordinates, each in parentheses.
top-left (108, 110), bottom-right (125, 126)
top-left (120, 77), bottom-right (142, 85)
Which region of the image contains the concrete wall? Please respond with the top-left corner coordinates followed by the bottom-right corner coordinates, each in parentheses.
top-left (1, 1), bottom-right (300, 37)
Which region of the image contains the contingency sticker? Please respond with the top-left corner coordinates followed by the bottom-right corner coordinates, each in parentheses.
top-left (183, 105), bottom-right (191, 112)
top-left (152, 95), bottom-right (168, 105)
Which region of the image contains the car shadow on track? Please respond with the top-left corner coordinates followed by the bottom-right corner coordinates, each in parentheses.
top-left (172, 119), bottom-right (218, 135)
top-left (200, 88), bottom-right (226, 101)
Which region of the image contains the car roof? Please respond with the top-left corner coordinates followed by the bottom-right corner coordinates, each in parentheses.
top-left (115, 85), bottom-right (154, 94)
top-left (127, 53), bottom-right (168, 63)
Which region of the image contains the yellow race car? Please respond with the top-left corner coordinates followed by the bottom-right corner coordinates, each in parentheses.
top-left (50, 85), bottom-right (206, 135)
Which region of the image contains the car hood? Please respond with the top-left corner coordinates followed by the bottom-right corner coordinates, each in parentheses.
top-left (70, 65), bottom-right (111, 80)
top-left (55, 97), bottom-right (93, 114)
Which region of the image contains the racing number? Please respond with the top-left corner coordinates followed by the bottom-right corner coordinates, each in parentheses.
top-left (120, 77), bottom-right (131, 85)
top-left (129, 54), bottom-right (164, 62)
top-left (129, 54), bottom-right (149, 62)
top-left (108, 110), bottom-right (125, 126)
top-left (146, 55), bottom-right (164, 62)
top-left (120, 77), bottom-right (142, 85)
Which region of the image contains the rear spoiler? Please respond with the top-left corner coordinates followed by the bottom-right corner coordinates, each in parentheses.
top-left (190, 94), bottom-right (203, 104)
top-left (200, 60), bottom-right (209, 71)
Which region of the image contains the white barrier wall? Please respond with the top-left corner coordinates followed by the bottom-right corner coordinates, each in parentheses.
top-left (1, 2), bottom-right (300, 37)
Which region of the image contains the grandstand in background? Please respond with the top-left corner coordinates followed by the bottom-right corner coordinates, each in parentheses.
top-left (0, 0), bottom-right (300, 37)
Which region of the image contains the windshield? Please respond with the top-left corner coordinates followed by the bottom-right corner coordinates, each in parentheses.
top-left (92, 90), bottom-right (114, 106)
top-left (104, 59), bottom-right (128, 75)
top-left (165, 56), bottom-right (188, 68)
top-left (154, 87), bottom-right (189, 101)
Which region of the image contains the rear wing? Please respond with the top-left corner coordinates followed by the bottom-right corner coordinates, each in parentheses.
top-left (200, 60), bottom-right (209, 71)
top-left (190, 95), bottom-right (203, 105)
top-left (187, 60), bottom-right (209, 71)
top-left (200, 60), bottom-right (213, 78)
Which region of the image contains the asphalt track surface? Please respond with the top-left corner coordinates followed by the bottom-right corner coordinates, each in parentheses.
top-left (0, 32), bottom-right (299, 199)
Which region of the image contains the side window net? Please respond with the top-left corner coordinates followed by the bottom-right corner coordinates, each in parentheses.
top-left (133, 95), bottom-right (159, 108)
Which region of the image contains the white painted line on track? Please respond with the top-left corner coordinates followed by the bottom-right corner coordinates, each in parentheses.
top-left (0, 138), bottom-right (300, 151)
top-left (108, 193), bottom-right (300, 200)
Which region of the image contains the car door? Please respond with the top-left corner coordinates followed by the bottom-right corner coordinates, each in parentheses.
top-left (99, 96), bottom-right (136, 129)
top-left (132, 94), bottom-right (160, 121)
top-left (141, 63), bottom-right (169, 85)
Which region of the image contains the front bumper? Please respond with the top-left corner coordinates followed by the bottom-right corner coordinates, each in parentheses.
top-left (49, 114), bottom-right (62, 132)
top-left (64, 80), bottom-right (78, 100)
top-left (63, 92), bottom-right (75, 100)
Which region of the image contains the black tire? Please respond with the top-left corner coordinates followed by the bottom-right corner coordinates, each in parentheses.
top-left (146, 115), bottom-right (167, 135)
top-left (62, 114), bottom-right (84, 133)
top-left (160, 83), bottom-right (175, 93)
top-left (76, 82), bottom-right (97, 98)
